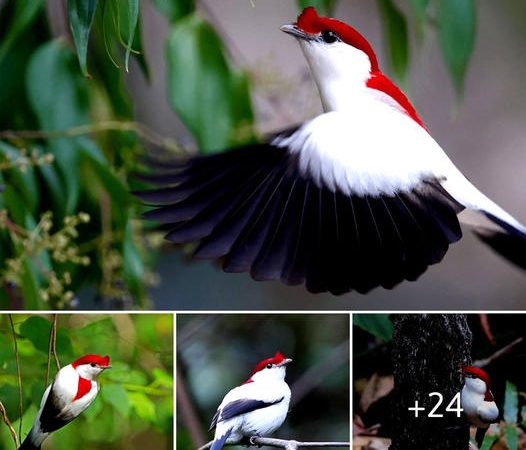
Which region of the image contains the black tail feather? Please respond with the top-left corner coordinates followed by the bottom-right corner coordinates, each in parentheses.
top-left (473, 212), bottom-right (526, 270)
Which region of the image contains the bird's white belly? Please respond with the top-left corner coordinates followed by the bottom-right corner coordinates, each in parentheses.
top-left (241, 401), bottom-right (289, 436)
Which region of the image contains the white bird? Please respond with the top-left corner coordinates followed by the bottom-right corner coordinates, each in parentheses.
top-left (209, 352), bottom-right (292, 450)
top-left (19, 354), bottom-right (111, 450)
top-left (138, 6), bottom-right (526, 295)
top-left (461, 365), bottom-right (499, 448)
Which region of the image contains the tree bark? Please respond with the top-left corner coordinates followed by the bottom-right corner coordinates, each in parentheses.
top-left (390, 314), bottom-right (472, 450)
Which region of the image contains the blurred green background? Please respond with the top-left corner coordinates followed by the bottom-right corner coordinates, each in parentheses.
top-left (177, 314), bottom-right (350, 449)
top-left (0, 314), bottom-right (173, 450)
top-left (0, 0), bottom-right (525, 310)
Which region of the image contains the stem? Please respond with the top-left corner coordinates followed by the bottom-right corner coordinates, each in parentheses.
top-left (197, 438), bottom-right (351, 450)
top-left (0, 121), bottom-right (183, 154)
top-left (8, 315), bottom-right (23, 440)
top-left (0, 401), bottom-right (19, 449)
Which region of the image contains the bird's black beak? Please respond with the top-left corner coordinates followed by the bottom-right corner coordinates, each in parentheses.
top-left (280, 24), bottom-right (315, 41)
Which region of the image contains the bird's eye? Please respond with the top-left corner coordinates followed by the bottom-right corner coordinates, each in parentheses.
top-left (90, 363), bottom-right (96, 367)
top-left (321, 30), bottom-right (339, 44)
top-left (266, 363), bottom-right (273, 369)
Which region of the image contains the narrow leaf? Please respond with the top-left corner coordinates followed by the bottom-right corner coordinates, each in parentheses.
top-left (504, 425), bottom-right (518, 450)
top-left (353, 314), bottom-right (393, 342)
top-left (151, 0), bottom-right (194, 23)
top-left (68, 0), bottom-right (98, 76)
top-left (377, 0), bottom-right (409, 82)
top-left (437, 0), bottom-right (476, 94)
top-left (0, 0), bottom-right (46, 64)
top-left (166, 14), bottom-right (254, 153)
top-left (406, 0), bottom-right (431, 23)
top-left (504, 381), bottom-right (518, 423)
top-left (124, 0), bottom-right (139, 72)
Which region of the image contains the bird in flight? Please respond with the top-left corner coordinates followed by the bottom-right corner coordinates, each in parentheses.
top-left (137, 7), bottom-right (526, 295)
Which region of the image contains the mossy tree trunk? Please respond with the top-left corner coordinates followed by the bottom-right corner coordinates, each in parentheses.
top-left (390, 314), bottom-right (472, 450)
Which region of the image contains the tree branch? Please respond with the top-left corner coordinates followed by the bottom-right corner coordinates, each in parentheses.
top-left (8, 315), bottom-right (23, 440)
top-left (474, 337), bottom-right (524, 368)
top-left (0, 121), bottom-right (184, 154)
top-left (197, 437), bottom-right (350, 450)
top-left (0, 400), bottom-right (20, 449)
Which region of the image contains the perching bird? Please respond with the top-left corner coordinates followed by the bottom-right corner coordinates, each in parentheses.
top-left (209, 352), bottom-right (292, 450)
top-left (19, 354), bottom-right (111, 450)
top-left (460, 366), bottom-right (499, 448)
top-left (137, 7), bottom-right (526, 295)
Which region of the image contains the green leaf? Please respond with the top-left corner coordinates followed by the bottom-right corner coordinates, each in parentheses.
top-left (166, 14), bottom-right (255, 153)
top-left (480, 432), bottom-right (499, 450)
top-left (297, 0), bottom-right (336, 15)
top-left (353, 314), bottom-right (393, 341)
top-left (19, 259), bottom-right (41, 309)
top-left (124, 0), bottom-right (139, 72)
top-left (151, 0), bottom-right (194, 23)
top-left (101, 383), bottom-right (131, 417)
top-left (122, 221), bottom-right (146, 304)
top-left (128, 391), bottom-right (156, 423)
top-left (19, 317), bottom-right (73, 355)
top-left (26, 40), bottom-right (92, 214)
top-left (152, 368), bottom-right (174, 388)
top-left (67, 0), bottom-right (98, 76)
top-left (377, 0), bottom-right (409, 82)
top-left (437, 0), bottom-right (476, 94)
top-left (0, 0), bottom-right (46, 64)
top-left (504, 424), bottom-right (518, 450)
top-left (406, 0), bottom-right (431, 23)
top-left (504, 381), bottom-right (518, 423)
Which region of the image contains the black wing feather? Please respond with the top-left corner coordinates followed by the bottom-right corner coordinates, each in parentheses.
top-left (137, 142), bottom-right (465, 294)
top-left (218, 397), bottom-right (284, 425)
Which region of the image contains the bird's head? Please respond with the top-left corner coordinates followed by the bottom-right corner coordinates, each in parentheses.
top-left (245, 352), bottom-right (292, 384)
top-left (281, 7), bottom-right (378, 98)
top-left (461, 366), bottom-right (494, 401)
top-left (72, 354), bottom-right (112, 380)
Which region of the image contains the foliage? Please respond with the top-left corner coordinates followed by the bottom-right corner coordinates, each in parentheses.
top-left (0, 314), bottom-right (173, 450)
top-left (0, 0), bottom-right (479, 308)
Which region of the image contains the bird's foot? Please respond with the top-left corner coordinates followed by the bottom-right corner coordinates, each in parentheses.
top-left (249, 435), bottom-right (262, 447)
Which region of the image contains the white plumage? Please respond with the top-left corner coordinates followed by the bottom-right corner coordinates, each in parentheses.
top-left (139, 6), bottom-right (526, 295)
top-left (19, 355), bottom-right (111, 450)
top-left (210, 353), bottom-right (292, 450)
top-left (461, 377), bottom-right (499, 427)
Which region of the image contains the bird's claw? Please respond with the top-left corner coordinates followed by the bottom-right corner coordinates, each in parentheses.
top-left (249, 435), bottom-right (262, 447)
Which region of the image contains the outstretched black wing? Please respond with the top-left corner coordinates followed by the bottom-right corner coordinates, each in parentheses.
top-left (136, 142), bottom-right (463, 295)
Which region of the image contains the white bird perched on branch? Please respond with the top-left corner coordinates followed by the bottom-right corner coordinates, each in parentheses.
top-left (461, 365), bottom-right (499, 448)
top-left (209, 352), bottom-right (292, 450)
top-left (18, 354), bottom-right (111, 450)
top-left (138, 7), bottom-right (526, 295)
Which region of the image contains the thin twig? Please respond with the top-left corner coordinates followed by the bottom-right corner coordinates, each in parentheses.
top-left (0, 400), bottom-right (20, 449)
top-left (8, 315), bottom-right (23, 440)
top-left (177, 364), bottom-right (207, 447)
top-left (46, 315), bottom-right (60, 385)
top-left (0, 121), bottom-right (183, 154)
top-left (474, 337), bottom-right (524, 368)
top-left (197, 437), bottom-right (350, 450)
top-left (52, 315), bottom-right (60, 371)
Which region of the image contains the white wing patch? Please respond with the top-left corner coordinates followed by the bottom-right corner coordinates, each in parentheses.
top-left (272, 108), bottom-right (446, 197)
